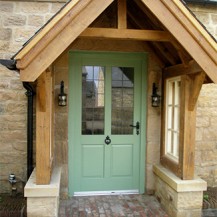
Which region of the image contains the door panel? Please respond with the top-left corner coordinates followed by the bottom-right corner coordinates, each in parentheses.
top-left (111, 144), bottom-right (133, 177)
top-left (69, 52), bottom-right (147, 195)
top-left (82, 144), bottom-right (104, 177)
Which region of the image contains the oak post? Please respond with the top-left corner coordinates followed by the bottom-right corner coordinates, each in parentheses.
top-left (180, 75), bottom-right (196, 179)
top-left (36, 70), bottom-right (53, 184)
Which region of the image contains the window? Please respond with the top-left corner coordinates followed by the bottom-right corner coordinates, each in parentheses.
top-left (161, 73), bottom-right (198, 179)
top-left (165, 77), bottom-right (181, 162)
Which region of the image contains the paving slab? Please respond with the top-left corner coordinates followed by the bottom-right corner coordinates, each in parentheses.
top-left (59, 194), bottom-right (169, 217)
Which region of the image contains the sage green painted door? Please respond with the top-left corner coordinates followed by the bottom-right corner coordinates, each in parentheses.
top-left (69, 51), bottom-right (147, 196)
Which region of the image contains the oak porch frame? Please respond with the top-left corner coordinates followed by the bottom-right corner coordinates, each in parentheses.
top-left (161, 64), bottom-right (206, 179)
top-left (36, 70), bottom-right (54, 184)
top-left (13, 0), bottom-right (216, 185)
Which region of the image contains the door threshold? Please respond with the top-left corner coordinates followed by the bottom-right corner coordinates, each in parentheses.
top-left (74, 190), bottom-right (139, 196)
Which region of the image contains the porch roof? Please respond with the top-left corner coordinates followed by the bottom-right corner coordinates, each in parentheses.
top-left (11, 0), bottom-right (217, 83)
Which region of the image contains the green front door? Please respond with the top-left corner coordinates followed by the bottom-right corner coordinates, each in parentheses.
top-left (69, 51), bottom-right (147, 196)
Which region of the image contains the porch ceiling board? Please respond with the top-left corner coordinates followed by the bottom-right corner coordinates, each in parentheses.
top-left (17, 0), bottom-right (115, 82)
top-left (140, 0), bottom-right (217, 83)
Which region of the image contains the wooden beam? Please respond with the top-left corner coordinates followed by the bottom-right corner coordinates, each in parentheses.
top-left (179, 75), bottom-right (196, 180)
top-left (36, 70), bottom-right (52, 184)
top-left (118, 0), bottom-right (127, 29)
top-left (141, 0), bottom-right (217, 83)
top-left (163, 60), bottom-right (203, 78)
top-left (188, 71), bottom-right (206, 111)
top-left (19, 0), bottom-right (114, 82)
top-left (80, 28), bottom-right (172, 41)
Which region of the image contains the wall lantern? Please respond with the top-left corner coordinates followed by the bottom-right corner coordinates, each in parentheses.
top-left (152, 83), bottom-right (161, 107)
top-left (58, 81), bottom-right (67, 106)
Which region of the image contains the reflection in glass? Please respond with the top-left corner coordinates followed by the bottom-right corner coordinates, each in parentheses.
top-left (82, 66), bottom-right (105, 135)
top-left (111, 67), bottom-right (134, 135)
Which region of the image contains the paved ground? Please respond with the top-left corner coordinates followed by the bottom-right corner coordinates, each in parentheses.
top-left (59, 194), bottom-right (169, 217)
top-left (59, 194), bottom-right (217, 217)
top-left (203, 209), bottom-right (217, 217)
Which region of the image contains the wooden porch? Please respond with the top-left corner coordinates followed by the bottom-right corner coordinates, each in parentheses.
top-left (8, 0), bottom-right (217, 216)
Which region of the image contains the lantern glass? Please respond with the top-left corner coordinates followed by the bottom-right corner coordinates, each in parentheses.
top-left (152, 83), bottom-right (160, 107)
top-left (58, 94), bottom-right (67, 106)
top-left (152, 95), bottom-right (160, 107)
top-left (58, 81), bottom-right (67, 106)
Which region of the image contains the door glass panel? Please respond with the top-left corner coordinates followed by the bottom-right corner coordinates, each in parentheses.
top-left (82, 66), bottom-right (105, 135)
top-left (111, 67), bottom-right (134, 135)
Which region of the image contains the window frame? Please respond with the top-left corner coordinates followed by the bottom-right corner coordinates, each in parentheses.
top-left (161, 74), bottom-right (183, 177)
top-left (164, 76), bottom-right (181, 163)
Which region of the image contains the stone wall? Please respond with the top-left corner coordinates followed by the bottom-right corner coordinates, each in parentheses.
top-left (188, 3), bottom-right (217, 40)
top-left (187, 3), bottom-right (217, 187)
top-left (0, 0), bottom-right (64, 193)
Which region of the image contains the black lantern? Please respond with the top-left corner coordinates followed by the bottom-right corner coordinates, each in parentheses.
top-left (152, 83), bottom-right (160, 107)
top-left (58, 81), bottom-right (67, 106)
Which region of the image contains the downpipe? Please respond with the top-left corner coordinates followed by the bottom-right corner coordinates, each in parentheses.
top-left (23, 82), bottom-right (35, 179)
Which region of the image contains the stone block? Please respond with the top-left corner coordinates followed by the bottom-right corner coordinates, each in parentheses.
top-left (0, 130), bottom-right (26, 143)
top-left (0, 41), bottom-right (10, 52)
top-left (0, 91), bottom-right (18, 101)
top-left (51, 3), bottom-right (65, 13)
top-left (195, 142), bottom-right (216, 151)
top-left (45, 14), bottom-right (54, 22)
top-left (176, 209), bottom-right (202, 217)
top-left (201, 150), bottom-right (217, 162)
top-left (198, 96), bottom-right (217, 107)
top-left (59, 164), bottom-right (68, 197)
top-left (188, 4), bottom-right (217, 13)
top-left (147, 115), bottom-right (161, 143)
top-left (54, 141), bottom-right (68, 165)
top-left (25, 167), bottom-right (61, 217)
top-left (206, 25), bottom-right (215, 37)
top-left (194, 12), bottom-right (210, 25)
top-left (196, 116), bottom-right (210, 127)
top-left (0, 2), bottom-right (13, 13)
top-left (0, 152), bottom-right (26, 165)
top-left (10, 79), bottom-right (24, 90)
top-left (203, 128), bottom-right (217, 141)
top-left (3, 15), bottom-right (26, 26)
top-left (195, 127), bottom-right (203, 141)
top-left (18, 2), bottom-right (49, 14)
top-left (0, 28), bottom-right (12, 40)
top-left (14, 28), bottom-right (36, 43)
top-left (27, 197), bottom-right (58, 217)
top-left (146, 142), bottom-right (160, 164)
top-left (146, 164), bottom-right (155, 191)
top-left (154, 165), bottom-right (206, 217)
top-left (28, 15), bottom-right (44, 27)
top-left (211, 14), bottom-right (217, 24)
top-left (0, 79), bottom-right (10, 88)
top-left (197, 107), bottom-right (217, 117)
top-left (210, 116), bottom-right (217, 127)
top-left (6, 102), bottom-right (27, 114)
top-left (176, 192), bottom-right (203, 209)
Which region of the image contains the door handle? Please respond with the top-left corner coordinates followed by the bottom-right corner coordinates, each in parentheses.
top-left (105, 136), bottom-right (111, 145)
top-left (129, 121), bottom-right (140, 135)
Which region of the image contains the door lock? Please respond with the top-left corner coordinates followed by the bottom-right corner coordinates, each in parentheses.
top-left (130, 121), bottom-right (140, 135)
